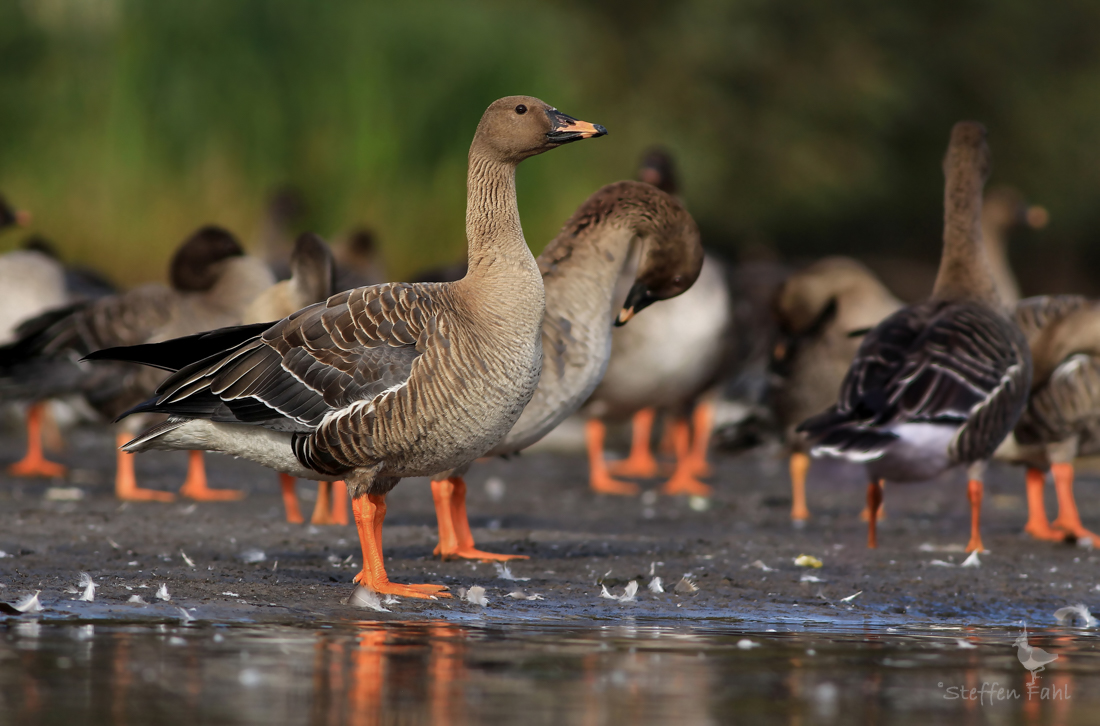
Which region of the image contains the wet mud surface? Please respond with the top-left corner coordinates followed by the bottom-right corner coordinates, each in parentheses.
top-left (2, 426), bottom-right (1098, 629)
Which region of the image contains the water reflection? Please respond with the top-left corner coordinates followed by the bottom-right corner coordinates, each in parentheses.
top-left (2, 619), bottom-right (1099, 725)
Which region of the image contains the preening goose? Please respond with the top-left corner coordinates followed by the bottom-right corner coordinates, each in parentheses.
top-left (89, 96), bottom-right (607, 599)
top-left (583, 150), bottom-right (734, 496)
top-left (0, 226), bottom-right (274, 500)
top-left (996, 295), bottom-right (1100, 544)
top-left (798, 122), bottom-right (1032, 552)
top-left (770, 257), bottom-right (902, 523)
top-left (429, 180), bottom-right (704, 560)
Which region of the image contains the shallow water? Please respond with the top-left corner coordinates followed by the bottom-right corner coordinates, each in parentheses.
top-left (3, 618), bottom-right (1098, 725)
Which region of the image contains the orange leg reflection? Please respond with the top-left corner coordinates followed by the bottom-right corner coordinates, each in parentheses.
top-left (431, 476), bottom-right (528, 561)
top-left (348, 630), bottom-right (387, 726)
top-left (427, 623), bottom-right (467, 726)
top-left (585, 419), bottom-right (640, 495)
top-left (8, 402), bottom-right (67, 478)
top-left (608, 408), bottom-right (659, 477)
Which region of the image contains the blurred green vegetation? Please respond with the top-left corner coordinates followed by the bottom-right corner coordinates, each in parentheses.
top-left (2, 0), bottom-right (1100, 293)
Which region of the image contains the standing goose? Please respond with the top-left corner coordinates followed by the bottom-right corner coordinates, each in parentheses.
top-left (89, 96), bottom-right (607, 599)
top-left (430, 180), bottom-right (704, 560)
top-left (0, 226), bottom-right (275, 500)
top-left (996, 295), bottom-right (1100, 543)
top-left (798, 122), bottom-right (1031, 552)
top-left (770, 257), bottom-right (902, 523)
top-left (980, 186), bottom-right (1048, 308)
top-left (584, 150), bottom-right (734, 496)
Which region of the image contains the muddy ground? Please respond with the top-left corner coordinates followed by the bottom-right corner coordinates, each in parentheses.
top-left (1, 424), bottom-right (1098, 628)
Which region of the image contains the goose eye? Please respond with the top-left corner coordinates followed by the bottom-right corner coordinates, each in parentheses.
top-left (515, 104), bottom-right (527, 115)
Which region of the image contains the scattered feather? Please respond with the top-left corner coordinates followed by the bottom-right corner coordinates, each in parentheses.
top-left (107, 538), bottom-right (121, 550)
top-left (0, 551), bottom-right (10, 558)
top-left (349, 586), bottom-right (390, 612)
top-left (177, 608), bottom-right (195, 623)
top-left (507, 590), bottom-right (544, 600)
top-left (493, 563), bottom-right (529, 581)
top-left (128, 595), bottom-right (147, 605)
top-left (383, 594), bottom-right (399, 606)
top-left (800, 574), bottom-right (824, 583)
top-left (648, 577), bottom-right (665, 593)
top-left (484, 476), bottom-right (506, 502)
top-left (14, 591), bottom-right (43, 613)
top-left (239, 549), bottom-right (266, 564)
top-left (156, 584), bottom-right (171, 601)
top-left (1054, 603), bottom-right (1098, 627)
top-left (600, 580), bottom-right (639, 602)
top-left (688, 495), bottom-right (710, 512)
top-left (464, 586), bottom-right (489, 607)
top-left (961, 551), bottom-right (981, 568)
top-left (929, 559), bottom-right (955, 567)
top-left (918, 543), bottom-right (966, 553)
top-left (955, 639), bottom-right (977, 649)
top-left (78, 573), bottom-right (96, 602)
top-left (794, 555), bottom-right (823, 568)
top-left (180, 551), bottom-right (196, 567)
top-left (840, 591), bottom-right (862, 603)
top-left (749, 560), bottom-right (774, 572)
top-left (675, 576), bottom-right (699, 594)
top-left (737, 639), bottom-right (760, 650)
top-left (45, 487), bottom-right (84, 501)
top-left (222, 592), bottom-right (240, 598)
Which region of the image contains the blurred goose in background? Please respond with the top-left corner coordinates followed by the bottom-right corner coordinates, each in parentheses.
top-left (0, 194), bottom-right (32, 233)
top-left (798, 122), bottom-right (1031, 552)
top-left (980, 186), bottom-right (1048, 308)
top-left (256, 185), bottom-right (307, 279)
top-left (429, 180), bottom-right (703, 560)
top-left (583, 149), bottom-right (733, 496)
top-left (333, 227), bottom-right (388, 292)
top-left (0, 226), bottom-right (274, 500)
top-left (88, 96), bottom-right (607, 599)
top-left (770, 257), bottom-right (902, 523)
top-left (996, 295), bottom-right (1100, 544)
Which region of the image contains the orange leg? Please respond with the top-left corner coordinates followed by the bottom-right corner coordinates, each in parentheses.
top-left (311, 482), bottom-right (335, 525)
top-left (684, 401), bottom-right (714, 477)
top-left (965, 479), bottom-right (984, 553)
top-left (332, 480), bottom-right (348, 526)
top-left (607, 408), bottom-right (659, 477)
top-left (586, 419), bottom-right (640, 495)
top-left (115, 433), bottom-right (174, 502)
top-left (7, 402), bottom-right (66, 478)
top-left (1023, 468), bottom-right (1065, 541)
top-left (790, 452), bottom-right (811, 522)
top-left (1050, 463), bottom-right (1100, 543)
top-left (351, 494), bottom-right (449, 599)
top-left (660, 417), bottom-right (712, 496)
top-left (866, 479), bottom-right (883, 549)
top-left (279, 473), bottom-right (304, 523)
top-left (179, 450), bottom-right (244, 501)
top-left (430, 476), bottom-right (528, 561)
top-left (860, 481), bottom-right (887, 522)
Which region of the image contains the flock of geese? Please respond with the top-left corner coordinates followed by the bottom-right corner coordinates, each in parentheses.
top-left (0, 96), bottom-right (1097, 601)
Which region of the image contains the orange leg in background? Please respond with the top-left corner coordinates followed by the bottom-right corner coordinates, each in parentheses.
top-left (279, 473), bottom-right (304, 523)
top-left (115, 433), bottom-right (174, 502)
top-left (660, 417), bottom-right (712, 496)
top-left (332, 481), bottom-right (348, 525)
top-left (683, 402), bottom-right (714, 477)
top-left (585, 419), bottom-right (640, 495)
top-left (965, 479), bottom-right (984, 553)
top-left (607, 408), bottom-right (659, 478)
top-left (790, 452), bottom-right (811, 523)
top-left (1023, 468), bottom-right (1065, 541)
top-left (860, 481), bottom-right (887, 522)
top-left (431, 476), bottom-right (528, 561)
top-left (866, 479), bottom-right (883, 549)
top-left (179, 450), bottom-right (244, 501)
top-left (7, 402), bottom-right (66, 478)
top-left (312, 482), bottom-right (335, 525)
top-left (351, 494), bottom-right (450, 599)
top-left (1050, 463), bottom-right (1100, 544)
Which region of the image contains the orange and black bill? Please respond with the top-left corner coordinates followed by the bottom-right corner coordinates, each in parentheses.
top-left (546, 108), bottom-right (607, 144)
top-left (615, 281), bottom-right (655, 326)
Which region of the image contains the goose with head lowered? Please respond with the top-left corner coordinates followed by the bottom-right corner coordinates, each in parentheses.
top-left (89, 96), bottom-right (607, 599)
top-left (429, 180), bottom-right (703, 560)
top-left (798, 122), bottom-right (1032, 552)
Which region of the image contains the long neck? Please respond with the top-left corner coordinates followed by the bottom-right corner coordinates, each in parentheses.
top-left (461, 147), bottom-right (530, 279)
top-left (932, 164), bottom-right (999, 306)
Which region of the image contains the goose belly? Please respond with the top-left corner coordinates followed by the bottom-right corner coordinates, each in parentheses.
top-left (866, 423), bottom-right (958, 482)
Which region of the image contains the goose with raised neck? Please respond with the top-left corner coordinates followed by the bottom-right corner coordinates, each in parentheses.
top-left (428, 180), bottom-right (704, 560)
top-left (797, 121), bottom-right (1031, 553)
top-left (88, 96), bottom-right (607, 600)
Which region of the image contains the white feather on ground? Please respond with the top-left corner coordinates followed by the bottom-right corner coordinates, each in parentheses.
top-left (961, 550), bottom-right (981, 568)
top-left (240, 549), bottom-right (266, 564)
top-left (128, 595), bottom-right (147, 605)
top-left (156, 584), bottom-right (171, 601)
top-left (464, 586), bottom-right (489, 606)
top-left (1054, 603), bottom-right (1098, 627)
top-left (494, 563), bottom-right (530, 581)
top-left (180, 551), bottom-right (196, 567)
top-left (507, 590), bottom-right (544, 600)
top-left (674, 576), bottom-right (698, 594)
top-left (648, 577), bottom-right (664, 593)
top-left (349, 586), bottom-right (390, 612)
top-left (14, 591), bottom-right (43, 613)
top-left (78, 573), bottom-right (96, 602)
top-left (749, 560), bottom-right (774, 572)
top-left (600, 581), bottom-right (638, 602)
top-left (840, 591), bottom-right (862, 603)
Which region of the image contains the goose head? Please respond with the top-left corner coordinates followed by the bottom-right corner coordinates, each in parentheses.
top-left (169, 226), bottom-right (246, 292)
top-left (615, 206), bottom-right (704, 326)
top-left (637, 147), bottom-right (679, 196)
top-left (984, 186), bottom-right (1048, 233)
top-left (472, 96), bottom-right (607, 163)
top-left (0, 194), bottom-right (32, 231)
top-left (288, 232), bottom-right (335, 304)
